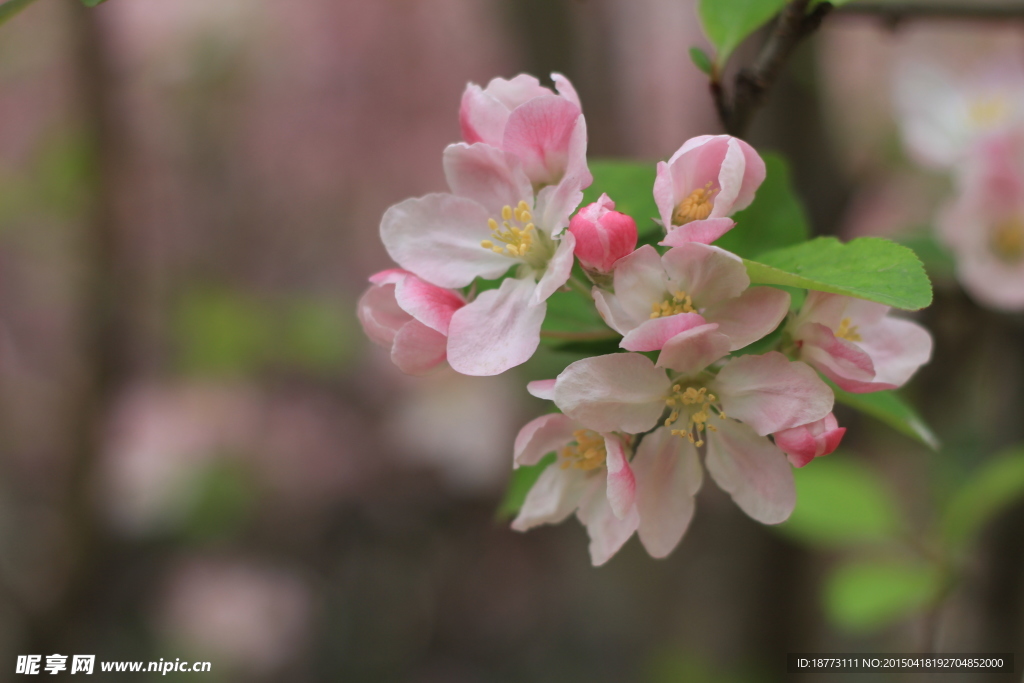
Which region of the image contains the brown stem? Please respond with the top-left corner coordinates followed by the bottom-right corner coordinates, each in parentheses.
top-left (716, 0), bottom-right (833, 138)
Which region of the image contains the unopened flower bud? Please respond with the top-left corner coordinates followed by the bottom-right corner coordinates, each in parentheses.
top-left (773, 413), bottom-right (846, 468)
top-left (568, 194), bottom-right (637, 274)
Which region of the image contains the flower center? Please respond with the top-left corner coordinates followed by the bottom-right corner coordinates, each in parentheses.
top-left (663, 384), bottom-right (725, 447)
top-left (835, 317), bottom-right (862, 342)
top-left (559, 429), bottom-right (607, 471)
top-left (673, 182), bottom-right (717, 225)
top-left (969, 96), bottom-right (1008, 127)
top-left (991, 217), bottom-right (1024, 263)
top-left (481, 201), bottom-right (536, 259)
top-left (650, 290), bottom-right (696, 319)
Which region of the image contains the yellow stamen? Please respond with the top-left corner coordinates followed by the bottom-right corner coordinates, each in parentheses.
top-left (992, 217), bottom-right (1024, 262)
top-left (650, 290), bottom-right (696, 319)
top-left (482, 201), bottom-right (537, 259)
top-left (664, 385), bottom-right (720, 447)
top-left (673, 182), bottom-right (717, 225)
top-left (560, 430), bottom-right (608, 471)
top-left (835, 317), bottom-right (862, 342)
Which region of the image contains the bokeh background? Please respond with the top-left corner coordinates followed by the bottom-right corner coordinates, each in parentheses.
top-left (1, 0), bottom-right (1023, 681)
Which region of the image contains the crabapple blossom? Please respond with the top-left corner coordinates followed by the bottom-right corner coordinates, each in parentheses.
top-left (772, 413), bottom-right (845, 468)
top-left (357, 269), bottom-right (465, 375)
top-left (937, 132), bottom-right (1024, 310)
top-left (567, 193), bottom-right (637, 276)
top-left (459, 73), bottom-right (588, 190)
top-left (654, 135), bottom-right (766, 247)
top-left (381, 134), bottom-right (589, 376)
top-left (511, 413), bottom-right (638, 566)
top-left (549, 351), bottom-right (834, 556)
top-left (788, 291), bottom-right (933, 393)
top-left (894, 60), bottom-right (1024, 171)
top-left (592, 243), bottom-right (791, 374)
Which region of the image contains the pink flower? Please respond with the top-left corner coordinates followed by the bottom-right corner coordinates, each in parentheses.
top-left (789, 291), bottom-right (933, 393)
top-left (894, 60), bottom-right (1024, 170)
top-left (380, 137), bottom-right (589, 376)
top-left (357, 269), bottom-right (465, 375)
top-left (938, 132), bottom-right (1024, 310)
top-left (459, 73), bottom-right (590, 190)
top-left (511, 413), bottom-right (638, 566)
top-left (772, 413), bottom-right (845, 468)
top-left (592, 243), bottom-right (791, 373)
top-left (567, 193), bottom-right (637, 275)
top-left (654, 135), bottom-right (766, 247)
top-left (551, 351), bottom-right (834, 556)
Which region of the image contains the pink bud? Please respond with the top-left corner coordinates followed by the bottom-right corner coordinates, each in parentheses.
top-left (567, 194), bottom-right (637, 274)
top-left (773, 413), bottom-right (846, 468)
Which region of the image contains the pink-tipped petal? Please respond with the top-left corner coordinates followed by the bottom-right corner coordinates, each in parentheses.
top-left (620, 312), bottom-right (707, 352)
top-left (633, 427), bottom-right (703, 558)
top-left (484, 74), bottom-right (551, 109)
top-left (576, 476), bottom-right (640, 566)
top-left (503, 95), bottom-right (582, 188)
top-left (704, 286), bottom-right (790, 350)
top-left (653, 160), bottom-right (676, 230)
top-left (380, 193), bottom-right (511, 289)
top-left (798, 322), bottom-right (877, 389)
top-left (655, 323), bottom-right (732, 375)
top-left (368, 268), bottom-right (409, 286)
top-left (669, 136), bottom-right (729, 212)
top-left (609, 245), bottom-right (670, 325)
top-left (710, 138), bottom-right (747, 218)
top-left (593, 288), bottom-right (636, 336)
top-left (512, 464), bottom-right (588, 531)
top-left (603, 435), bottom-right (636, 519)
top-left (774, 413), bottom-right (846, 468)
top-left (705, 419), bottom-right (796, 524)
top-left (459, 84), bottom-right (509, 147)
top-left (554, 353), bottom-right (670, 434)
top-left (714, 353), bottom-right (834, 436)
top-left (443, 143), bottom-right (533, 216)
top-left (551, 72), bottom-right (581, 108)
top-left (532, 231), bottom-right (576, 305)
top-left (446, 277), bottom-right (546, 376)
top-left (513, 413), bottom-right (577, 467)
top-left (854, 317), bottom-right (933, 391)
top-left (662, 242), bottom-right (749, 307)
top-left (527, 379), bottom-right (556, 400)
top-left (394, 275), bottom-right (465, 335)
top-left (532, 114), bottom-right (590, 233)
top-left (660, 217), bottom-right (737, 246)
top-left (391, 320), bottom-right (448, 375)
top-left (357, 282), bottom-right (409, 347)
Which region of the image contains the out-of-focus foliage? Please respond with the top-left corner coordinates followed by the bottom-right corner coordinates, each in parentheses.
top-left (828, 380), bottom-right (940, 450)
top-left (714, 152), bottom-right (810, 259)
top-left (582, 160), bottom-right (659, 234)
top-left (825, 559), bottom-right (942, 632)
top-left (943, 447), bottom-right (1024, 549)
top-left (698, 0), bottom-right (787, 66)
top-left (0, 0), bottom-right (36, 26)
top-left (496, 454), bottom-right (554, 521)
top-left (81, 0), bottom-right (108, 6)
top-left (745, 237), bottom-right (933, 310)
top-left (780, 455), bottom-right (901, 547)
top-left (179, 460), bottom-right (259, 543)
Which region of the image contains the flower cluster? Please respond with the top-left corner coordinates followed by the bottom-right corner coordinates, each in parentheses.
top-left (360, 74), bottom-right (933, 565)
top-left (896, 60), bottom-right (1024, 311)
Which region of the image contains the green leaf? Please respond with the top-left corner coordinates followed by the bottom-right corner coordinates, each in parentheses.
top-left (689, 47), bottom-right (714, 76)
top-left (541, 280), bottom-right (608, 335)
top-left (778, 455), bottom-right (901, 547)
top-left (0, 0), bottom-right (38, 26)
top-left (829, 380), bottom-right (940, 450)
top-left (173, 287), bottom-right (272, 377)
top-left (698, 0), bottom-right (787, 66)
top-left (496, 454), bottom-right (554, 520)
top-left (825, 559), bottom-right (941, 632)
top-left (581, 159), bottom-right (659, 234)
top-left (943, 447), bottom-right (1024, 549)
top-left (744, 237), bottom-right (933, 310)
top-left (897, 232), bottom-right (956, 281)
top-left (713, 152), bottom-right (809, 259)
top-left (81, 0), bottom-right (108, 6)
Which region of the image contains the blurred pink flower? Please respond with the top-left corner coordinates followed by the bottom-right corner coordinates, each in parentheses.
top-left (654, 135), bottom-right (765, 247)
top-left (567, 193), bottom-right (637, 275)
top-left (938, 132), bottom-right (1024, 310)
top-left (357, 268), bottom-right (465, 375)
top-left (511, 414), bottom-right (638, 566)
top-left (592, 243), bottom-right (790, 372)
top-left (789, 291), bottom-right (933, 393)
